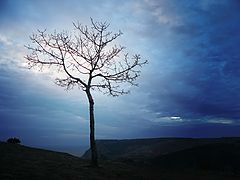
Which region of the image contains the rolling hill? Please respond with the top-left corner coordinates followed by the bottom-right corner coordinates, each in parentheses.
top-left (0, 141), bottom-right (144, 180)
top-left (151, 142), bottom-right (240, 171)
top-left (82, 137), bottom-right (240, 160)
top-left (1, 138), bottom-right (240, 180)
top-left (82, 137), bottom-right (240, 174)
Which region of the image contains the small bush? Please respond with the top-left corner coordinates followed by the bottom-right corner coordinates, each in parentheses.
top-left (7, 137), bottom-right (21, 144)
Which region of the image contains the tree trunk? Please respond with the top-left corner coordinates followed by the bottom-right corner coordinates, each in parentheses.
top-left (86, 89), bottom-right (98, 167)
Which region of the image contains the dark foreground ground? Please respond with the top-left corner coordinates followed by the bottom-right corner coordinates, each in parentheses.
top-left (0, 139), bottom-right (240, 180)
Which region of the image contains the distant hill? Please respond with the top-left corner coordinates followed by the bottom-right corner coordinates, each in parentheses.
top-left (82, 137), bottom-right (240, 160)
top-left (82, 137), bottom-right (240, 175)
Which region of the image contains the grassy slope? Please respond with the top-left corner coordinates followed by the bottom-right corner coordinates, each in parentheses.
top-left (1, 140), bottom-right (240, 180)
top-left (0, 142), bottom-right (142, 180)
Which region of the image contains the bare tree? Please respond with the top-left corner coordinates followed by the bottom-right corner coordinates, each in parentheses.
top-left (25, 18), bottom-right (147, 167)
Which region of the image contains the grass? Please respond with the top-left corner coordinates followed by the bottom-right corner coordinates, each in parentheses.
top-left (0, 141), bottom-right (240, 180)
top-left (0, 142), bottom-right (149, 180)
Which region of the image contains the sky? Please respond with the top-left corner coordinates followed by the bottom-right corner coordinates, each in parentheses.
top-left (0, 0), bottom-right (240, 154)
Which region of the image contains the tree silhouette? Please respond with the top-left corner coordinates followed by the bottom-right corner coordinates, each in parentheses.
top-left (7, 137), bottom-right (21, 144)
top-left (25, 18), bottom-right (147, 167)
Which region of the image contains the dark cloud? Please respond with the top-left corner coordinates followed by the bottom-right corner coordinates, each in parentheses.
top-left (139, 123), bottom-right (240, 138)
top-left (143, 0), bottom-right (240, 122)
top-left (1, 0), bottom-right (240, 146)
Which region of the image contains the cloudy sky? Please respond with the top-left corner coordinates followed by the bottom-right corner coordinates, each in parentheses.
top-left (0, 0), bottom-right (240, 153)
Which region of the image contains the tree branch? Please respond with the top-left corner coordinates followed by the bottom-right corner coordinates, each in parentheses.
top-left (25, 18), bottom-right (147, 95)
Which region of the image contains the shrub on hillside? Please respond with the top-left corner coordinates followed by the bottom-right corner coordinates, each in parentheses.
top-left (7, 137), bottom-right (21, 144)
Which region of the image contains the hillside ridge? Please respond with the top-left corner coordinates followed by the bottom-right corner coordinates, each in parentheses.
top-left (82, 137), bottom-right (240, 160)
top-left (1, 138), bottom-right (240, 179)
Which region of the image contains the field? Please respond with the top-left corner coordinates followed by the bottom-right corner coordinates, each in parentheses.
top-left (1, 138), bottom-right (240, 180)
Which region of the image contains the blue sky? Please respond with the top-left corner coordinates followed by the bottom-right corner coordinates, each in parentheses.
top-left (0, 0), bottom-right (240, 153)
